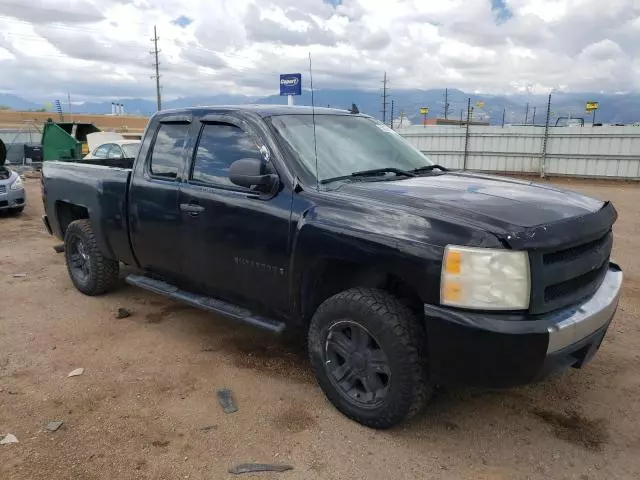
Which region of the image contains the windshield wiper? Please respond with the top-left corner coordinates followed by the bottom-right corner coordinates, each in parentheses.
top-left (411, 164), bottom-right (448, 174)
top-left (320, 167), bottom-right (415, 185)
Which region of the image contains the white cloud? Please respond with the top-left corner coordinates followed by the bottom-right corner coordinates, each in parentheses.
top-left (0, 0), bottom-right (638, 102)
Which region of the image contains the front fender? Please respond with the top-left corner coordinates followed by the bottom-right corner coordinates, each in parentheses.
top-left (288, 203), bottom-right (444, 322)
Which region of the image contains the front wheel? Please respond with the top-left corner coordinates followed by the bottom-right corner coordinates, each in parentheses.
top-left (64, 219), bottom-right (120, 296)
top-left (308, 288), bottom-right (431, 429)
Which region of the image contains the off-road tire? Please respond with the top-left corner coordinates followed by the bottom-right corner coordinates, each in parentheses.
top-left (308, 288), bottom-right (431, 429)
top-left (64, 219), bottom-right (119, 296)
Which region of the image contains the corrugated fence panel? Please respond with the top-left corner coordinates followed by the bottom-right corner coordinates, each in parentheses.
top-left (398, 125), bottom-right (640, 180)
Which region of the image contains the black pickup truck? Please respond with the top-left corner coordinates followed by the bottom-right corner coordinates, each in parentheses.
top-left (42, 106), bottom-right (623, 429)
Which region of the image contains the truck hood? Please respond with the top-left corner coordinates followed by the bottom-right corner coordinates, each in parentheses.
top-left (334, 172), bottom-right (613, 249)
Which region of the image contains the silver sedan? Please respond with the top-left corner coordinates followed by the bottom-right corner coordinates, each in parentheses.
top-left (0, 168), bottom-right (26, 214)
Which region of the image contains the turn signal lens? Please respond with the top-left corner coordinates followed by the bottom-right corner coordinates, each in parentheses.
top-left (444, 250), bottom-right (461, 275)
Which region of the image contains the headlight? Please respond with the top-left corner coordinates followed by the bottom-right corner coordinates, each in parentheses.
top-left (440, 245), bottom-right (530, 310)
top-left (10, 175), bottom-right (24, 190)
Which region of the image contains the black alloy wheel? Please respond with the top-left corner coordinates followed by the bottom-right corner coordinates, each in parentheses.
top-left (63, 219), bottom-right (119, 296)
top-left (308, 288), bottom-right (432, 429)
top-left (324, 320), bottom-right (391, 407)
top-left (68, 234), bottom-right (91, 284)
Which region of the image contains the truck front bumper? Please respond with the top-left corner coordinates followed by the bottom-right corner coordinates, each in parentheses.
top-left (425, 263), bottom-right (623, 388)
top-left (0, 186), bottom-right (26, 211)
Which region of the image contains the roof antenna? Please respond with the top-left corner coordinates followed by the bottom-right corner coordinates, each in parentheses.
top-left (309, 52), bottom-right (319, 192)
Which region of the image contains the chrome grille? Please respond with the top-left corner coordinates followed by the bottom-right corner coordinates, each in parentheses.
top-left (529, 231), bottom-right (613, 314)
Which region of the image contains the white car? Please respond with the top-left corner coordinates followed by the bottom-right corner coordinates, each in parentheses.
top-left (84, 139), bottom-right (140, 160)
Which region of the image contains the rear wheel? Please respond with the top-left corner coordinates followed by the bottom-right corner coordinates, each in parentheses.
top-left (308, 288), bottom-right (431, 429)
top-left (64, 219), bottom-right (119, 295)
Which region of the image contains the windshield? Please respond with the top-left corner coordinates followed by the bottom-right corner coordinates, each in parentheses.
top-left (268, 115), bottom-right (433, 183)
top-left (122, 143), bottom-right (140, 158)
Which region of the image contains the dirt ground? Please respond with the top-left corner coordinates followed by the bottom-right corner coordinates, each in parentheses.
top-left (1, 178), bottom-right (639, 480)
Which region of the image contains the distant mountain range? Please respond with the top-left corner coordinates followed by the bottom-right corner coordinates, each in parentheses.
top-left (2, 89), bottom-right (639, 125)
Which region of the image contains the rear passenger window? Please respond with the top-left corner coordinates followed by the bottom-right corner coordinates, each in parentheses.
top-left (93, 144), bottom-right (110, 158)
top-left (191, 123), bottom-right (261, 188)
top-left (149, 124), bottom-right (189, 179)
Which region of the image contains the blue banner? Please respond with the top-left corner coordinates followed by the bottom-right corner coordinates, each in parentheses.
top-left (280, 73), bottom-right (302, 96)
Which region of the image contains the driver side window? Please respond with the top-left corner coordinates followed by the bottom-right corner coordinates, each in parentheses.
top-left (107, 145), bottom-right (124, 159)
top-left (190, 123), bottom-right (262, 189)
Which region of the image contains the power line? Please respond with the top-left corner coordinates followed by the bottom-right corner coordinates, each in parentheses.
top-left (0, 15), bottom-right (134, 35)
top-left (381, 71), bottom-right (388, 124)
top-left (2, 15), bottom-right (396, 87)
top-left (0, 1), bottom-right (103, 17)
top-left (151, 25), bottom-right (162, 111)
top-left (1, 25), bottom-right (268, 63)
top-left (3, 13), bottom-right (348, 69)
top-left (2, 31), bottom-right (146, 52)
top-left (0, 40), bottom-right (291, 80)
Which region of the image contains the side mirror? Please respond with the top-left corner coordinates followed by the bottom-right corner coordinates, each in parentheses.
top-left (229, 158), bottom-right (278, 192)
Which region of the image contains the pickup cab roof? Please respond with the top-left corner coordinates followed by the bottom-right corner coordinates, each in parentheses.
top-left (154, 105), bottom-right (355, 118)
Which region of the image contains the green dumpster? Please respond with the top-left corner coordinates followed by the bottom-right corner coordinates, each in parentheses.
top-left (41, 120), bottom-right (101, 161)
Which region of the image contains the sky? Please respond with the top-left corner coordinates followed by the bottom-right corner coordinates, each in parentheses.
top-left (0, 0), bottom-right (638, 102)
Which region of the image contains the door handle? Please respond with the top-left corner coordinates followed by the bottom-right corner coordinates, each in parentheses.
top-left (180, 203), bottom-right (205, 215)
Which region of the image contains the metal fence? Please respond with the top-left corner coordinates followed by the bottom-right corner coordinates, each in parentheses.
top-left (397, 125), bottom-right (640, 180)
top-left (0, 128), bottom-right (41, 166)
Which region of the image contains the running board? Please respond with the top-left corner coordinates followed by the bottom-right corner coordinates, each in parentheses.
top-left (125, 274), bottom-right (286, 334)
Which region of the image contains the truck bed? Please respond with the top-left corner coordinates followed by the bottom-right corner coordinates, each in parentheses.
top-left (42, 161), bottom-right (136, 265)
top-left (79, 157), bottom-right (135, 169)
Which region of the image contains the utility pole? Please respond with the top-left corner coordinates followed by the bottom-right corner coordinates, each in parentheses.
top-left (390, 100), bottom-right (394, 129)
top-left (501, 107), bottom-right (506, 128)
top-left (151, 25), bottom-right (162, 111)
top-left (532, 106), bottom-right (537, 125)
top-left (524, 102), bottom-right (529, 124)
top-left (540, 93), bottom-right (552, 178)
top-left (463, 98), bottom-right (472, 169)
top-left (67, 92), bottom-right (73, 122)
top-left (381, 72), bottom-right (389, 124)
top-left (443, 88), bottom-right (450, 119)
